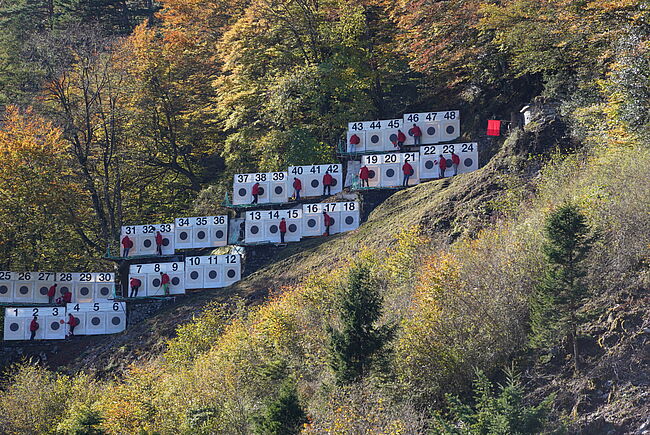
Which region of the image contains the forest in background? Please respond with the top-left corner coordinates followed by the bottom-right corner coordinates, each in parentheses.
top-left (2, 0), bottom-right (648, 271)
top-left (0, 0), bottom-right (649, 433)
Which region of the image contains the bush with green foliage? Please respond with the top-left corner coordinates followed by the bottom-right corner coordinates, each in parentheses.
top-left (254, 378), bottom-right (306, 435)
top-left (432, 369), bottom-right (554, 435)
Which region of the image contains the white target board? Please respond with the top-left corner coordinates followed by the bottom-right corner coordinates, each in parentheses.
top-left (120, 223), bottom-right (175, 256)
top-left (174, 216), bottom-right (228, 250)
top-left (4, 307), bottom-right (66, 341)
top-left (129, 262), bottom-right (185, 297)
top-left (362, 153), bottom-right (420, 187)
top-left (66, 302), bottom-right (126, 335)
top-left (403, 111), bottom-right (460, 144)
top-left (302, 202), bottom-right (360, 236)
top-left (287, 164), bottom-right (343, 198)
top-left (233, 172), bottom-right (288, 205)
top-left (185, 254), bottom-right (242, 290)
top-left (245, 209), bottom-right (303, 244)
top-left (0, 271), bottom-right (14, 303)
top-left (348, 119), bottom-right (403, 152)
top-left (420, 143), bottom-right (479, 179)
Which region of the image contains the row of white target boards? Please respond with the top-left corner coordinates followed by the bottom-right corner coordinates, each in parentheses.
top-left (346, 110), bottom-right (461, 152)
top-left (244, 201), bottom-right (360, 244)
top-left (4, 303), bottom-right (126, 340)
top-left (0, 272), bottom-right (115, 305)
top-left (232, 143), bottom-right (478, 205)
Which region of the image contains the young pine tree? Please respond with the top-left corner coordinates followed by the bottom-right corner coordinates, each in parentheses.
top-left (531, 202), bottom-right (593, 373)
top-left (328, 264), bottom-right (394, 385)
top-left (254, 378), bottom-right (306, 435)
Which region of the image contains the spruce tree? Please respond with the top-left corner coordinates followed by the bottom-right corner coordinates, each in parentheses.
top-left (531, 202), bottom-right (593, 373)
top-left (328, 264), bottom-right (393, 384)
top-left (254, 379), bottom-right (306, 435)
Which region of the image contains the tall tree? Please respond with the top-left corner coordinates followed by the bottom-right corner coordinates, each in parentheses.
top-left (328, 264), bottom-right (393, 384)
top-left (531, 202), bottom-right (593, 373)
top-left (0, 106), bottom-right (89, 270)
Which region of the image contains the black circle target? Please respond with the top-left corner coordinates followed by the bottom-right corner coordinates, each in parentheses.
top-left (269, 225), bottom-right (278, 234)
top-left (100, 286), bottom-right (110, 296)
top-left (171, 277), bottom-right (180, 286)
top-left (275, 186), bottom-right (283, 194)
top-left (9, 323), bottom-right (19, 332)
top-left (427, 126), bottom-right (436, 135)
top-left (51, 322), bottom-right (60, 330)
top-left (345, 216), bottom-right (354, 225)
top-left (390, 133), bottom-right (397, 142)
top-left (215, 230), bottom-right (224, 239)
top-left (386, 169), bottom-right (395, 177)
top-left (311, 180), bottom-right (319, 188)
top-left (197, 230), bottom-right (206, 240)
top-left (464, 158), bottom-right (473, 167)
top-left (446, 159), bottom-right (453, 167)
top-left (369, 170), bottom-right (376, 179)
top-left (163, 238), bottom-right (170, 246)
top-left (238, 188), bottom-right (247, 197)
top-left (370, 134), bottom-right (380, 144)
top-left (111, 316), bottom-right (121, 326)
top-left (227, 270), bottom-right (236, 278)
top-left (60, 286), bottom-right (69, 294)
top-left (446, 125), bottom-right (455, 134)
top-left (331, 178), bottom-right (338, 186)
top-left (209, 270), bottom-right (217, 279)
top-left (144, 239), bottom-right (152, 248)
top-left (307, 218), bottom-right (316, 228)
top-left (329, 217), bottom-right (336, 225)
top-left (80, 287), bottom-right (90, 296)
top-left (153, 278), bottom-right (161, 287)
top-left (0, 285), bottom-right (8, 294)
top-left (190, 271), bottom-right (199, 280)
top-left (19, 285), bottom-right (29, 295)
top-left (251, 225), bottom-right (259, 235)
top-left (180, 231), bottom-right (189, 240)
top-left (258, 187), bottom-right (265, 195)
top-left (39, 286), bottom-right (48, 295)
top-left (288, 224), bottom-right (297, 232)
top-left (425, 160), bottom-right (434, 169)
top-left (91, 317), bottom-right (101, 326)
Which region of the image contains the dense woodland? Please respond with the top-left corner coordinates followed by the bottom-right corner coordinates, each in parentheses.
top-left (0, 0), bottom-right (649, 434)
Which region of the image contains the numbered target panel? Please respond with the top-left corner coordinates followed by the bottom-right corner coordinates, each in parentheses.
top-left (4, 306), bottom-right (66, 341)
top-left (287, 164), bottom-right (343, 198)
top-left (347, 119), bottom-right (404, 152)
top-left (232, 172), bottom-right (288, 205)
top-left (403, 110), bottom-right (460, 145)
top-left (66, 302), bottom-right (127, 335)
top-left (420, 143), bottom-right (479, 179)
top-left (174, 216), bottom-right (228, 250)
top-left (185, 254), bottom-right (242, 290)
top-left (0, 271), bottom-right (114, 304)
top-left (302, 201), bottom-right (360, 236)
top-left (128, 262), bottom-right (185, 297)
top-left (120, 223), bottom-right (175, 256)
top-left (361, 152), bottom-right (420, 188)
top-left (245, 209), bottom-right (303, 244)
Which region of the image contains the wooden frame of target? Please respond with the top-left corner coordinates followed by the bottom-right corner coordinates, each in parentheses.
top-left (232, 172), bottom-right (288, 205)
top-left (128, 262), bottom-right (185, 297)
top-left (287, 164), bottom-right (343, 198)
top-left (347, 119), bottom-right (403, 152)
top-left (120, 223), bottom-right (175, 256)
top-left (66, 302), bottom-right (126, 335)
top-left (419, 143), bottom-right (479, 179)
top-left (245, 209), bottom-right (303, 244)
top-left (174, 216), bottom-right (228, 250)
top-left (184, 254), bottom-right (242, 290)
top-left (4, 306), bottom-right (66, 341)
top-left (403, 110), bottom-right (460, 145)
top-left (361, 152), bottom-right (420, 187)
